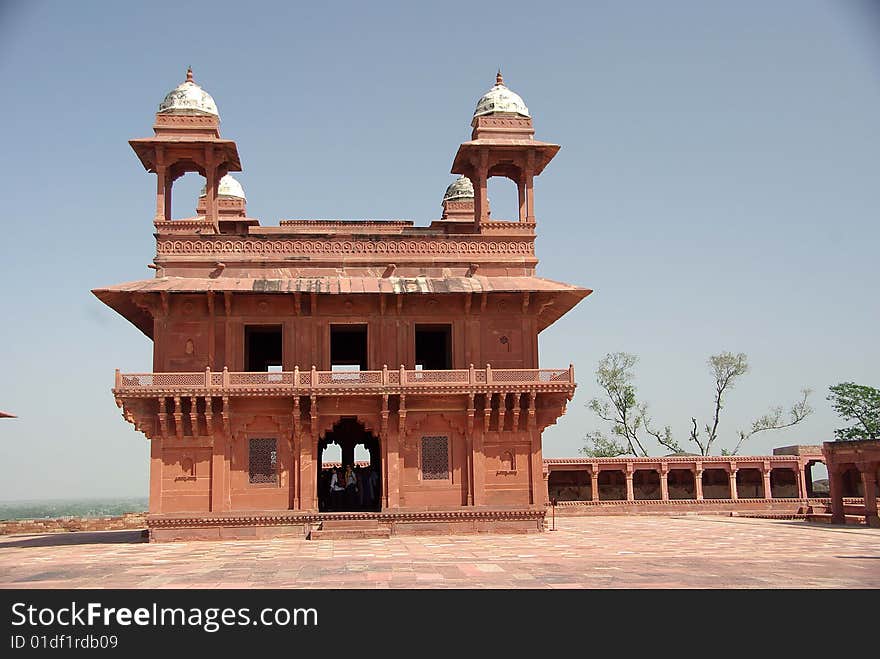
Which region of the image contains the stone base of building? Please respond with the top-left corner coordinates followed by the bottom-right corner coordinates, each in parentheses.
top-left (547, 497), bottom-right (834, 517)
top-left (147, 508), bottom-right (546, 542)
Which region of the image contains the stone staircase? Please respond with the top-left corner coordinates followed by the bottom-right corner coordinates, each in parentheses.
top-left (308, 518), bottom-right (391, 540)
top-left (803, 502), bottom-right (869, 526)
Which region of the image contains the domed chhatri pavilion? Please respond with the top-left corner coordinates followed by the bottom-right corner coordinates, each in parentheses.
top-left (95, 68), bottom-right (590, 539)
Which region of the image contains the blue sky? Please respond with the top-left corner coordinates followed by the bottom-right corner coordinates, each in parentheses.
top-left (0, 1), bottom-right (878, 499)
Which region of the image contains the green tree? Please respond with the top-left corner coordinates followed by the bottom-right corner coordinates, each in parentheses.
top-left (581, 352), bottom-right (681, 457)
top-left (827, 382), bottom-right (880, 440)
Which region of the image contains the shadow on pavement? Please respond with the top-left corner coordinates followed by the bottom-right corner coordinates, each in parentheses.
top-left (0, 529), bottom-right (148, 548)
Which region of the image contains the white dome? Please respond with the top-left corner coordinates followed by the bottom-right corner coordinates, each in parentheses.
top-left (200, 174), bottom-right (245, 200)
top-left (158, 68), bottom-right (219, 117)
top-left (443, 175), bottom-right (474, 202)
top-left (474, 72), bottom-right (530, 118)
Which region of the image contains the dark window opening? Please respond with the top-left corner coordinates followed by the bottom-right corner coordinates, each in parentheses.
top-left (245, 326), bottom-right (282, 372)
top-left (249, 438), bottom-right (277, 484)
top-left (330, 324), bottom-right (368, 370)
top-left (415, 324), bottom-right (452, 370)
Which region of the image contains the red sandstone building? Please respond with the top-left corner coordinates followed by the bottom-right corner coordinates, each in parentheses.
top-left (96, 70), bottom-right (875, 540)
top-left (95, 70), bottom-right (590, 540)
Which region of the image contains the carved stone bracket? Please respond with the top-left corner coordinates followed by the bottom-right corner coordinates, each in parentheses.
top-left (381, 394), bottom-right (390, 436)
top-left (398, 394), bottom-right (407, 434)
top-left (292, 396), bottom-right (301, 437)
top-left (189, 396), bottom-right (199, 438)
top-left (310, 394), bottom-right (318, 442)
top-left (173, 396), bottom-right (183, 441)
top-left (498, 393), bottom-right (507, 432)
top-left (221, 396), bottom-right (231, 435)
top-left (527, 392), bottom-right (537, 429)
top-left (484, 393), bottom-right (493, 433)
top-left (158, 397), bottom-right (170, 438)
top-left (204, 397), bottom-right (214, 436)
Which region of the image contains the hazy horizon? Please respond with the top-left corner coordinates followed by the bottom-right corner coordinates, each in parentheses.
top-left (1, 1), bottom-right (878, 499)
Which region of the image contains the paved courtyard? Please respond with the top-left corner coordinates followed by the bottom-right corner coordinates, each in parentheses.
top-left (0, 516), bottom-right (877, 588)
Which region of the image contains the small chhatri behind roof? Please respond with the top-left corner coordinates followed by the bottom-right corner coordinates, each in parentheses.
top-left (443, 175), bottom-right (474, 202)
top-left (200, 174), bottom-right (245, 200)
top-left (473, 70), bottom-right (530, 118)
top-left (158, 67), bottom-right (219, 117)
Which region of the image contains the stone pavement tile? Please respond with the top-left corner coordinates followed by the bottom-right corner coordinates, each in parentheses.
top-left (1, 516), bottom-right (878, 588)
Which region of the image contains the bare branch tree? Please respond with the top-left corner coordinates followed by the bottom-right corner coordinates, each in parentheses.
top-left (639, 403), bottom-right (683, 454)
top-left (687, 352), bottom-right (749, 456)
top-left (586, 350), bottom-right (812, 457)
top-left (730, 388), bottom-right (814, 455)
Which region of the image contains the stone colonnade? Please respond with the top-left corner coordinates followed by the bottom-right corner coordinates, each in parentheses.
top-left (544, 455), bottom-right (823, 503)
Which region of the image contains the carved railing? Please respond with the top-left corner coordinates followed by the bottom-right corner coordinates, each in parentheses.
top-left (114, 365), bottom-right (574, 392)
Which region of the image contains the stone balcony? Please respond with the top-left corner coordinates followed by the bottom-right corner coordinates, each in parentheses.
top-left (113, 365), bottom-right (576, 398)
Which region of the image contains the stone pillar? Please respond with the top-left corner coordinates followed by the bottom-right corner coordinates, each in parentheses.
top-left (465, 429), bottom-right (474, 506)
top-left (299, 435), bottom-right (317, 511)
top-left (155, 164), bottom-right (167, 221)
top-left (795, 466), bottom-right (808, 499)
top-left (762, 465), bottom-right (773, 500)
top-left (386, 427), bottom-right (401, 509)
top-left (204, 147), bottom-right (217, 225)
top-left (729, 467), bottom-right (739, 501)
top-left (341, 440), bottom-right (354, 467)
top-left (472, 426), bottom-right (486, 506)
top-left (529, 429), bottom-right (545, 506)
top-left (694, 462), bottom-right (704, 500)
top-left (149, 438), bottom-right (163, 514)
top-left (828, 468), bottom-right (845, 524)
top-left (466, 399), bottom-right (475, 506)
top-left (861, 466), bottom-right (879, 528)
top-left (591, 468), bottom-right (600, 502)
top-left (290, 431), bottom-right (299, 510)
top-left (625, 468), bottom-right (634, 502)
top-left (211, 434), bottom-right (229, 512)
top-left (660, 465), bottom-right (669, 501)
top-left (474, 153), bottom-right (489, 223)
top-left (525, 151), bottom-right (536, 222)
top-left (517, 178), bottom-right (527, 223)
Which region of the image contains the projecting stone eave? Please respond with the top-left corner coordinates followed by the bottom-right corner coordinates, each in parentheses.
top-left (92, 287), bottom-right (155, 339)
top-left (129, 138), bottom-right (242, 174)
top-left (91, 276), bottom-right (592, 337)
top-left (451, 140), bottom-right (560, 177)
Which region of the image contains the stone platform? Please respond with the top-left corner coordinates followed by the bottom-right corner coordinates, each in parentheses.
top-left (1, 516), bottom-right (877, 589)
top-left (147, 508), bottom-right (546, 542)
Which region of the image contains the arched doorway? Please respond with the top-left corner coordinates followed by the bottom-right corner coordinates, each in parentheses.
top-left (318, 417), bottom-right (382, 512)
